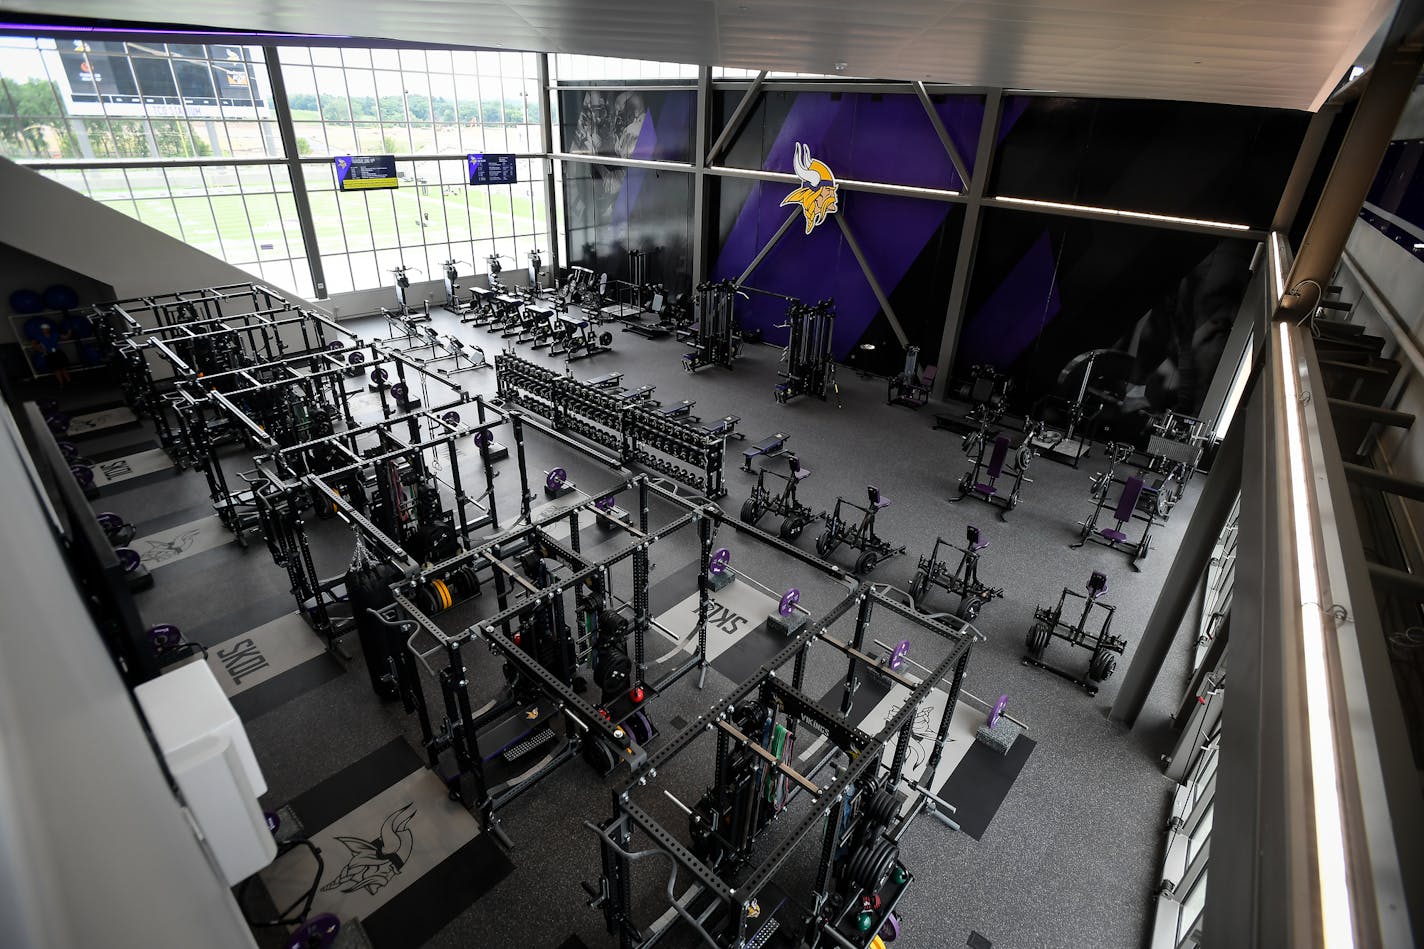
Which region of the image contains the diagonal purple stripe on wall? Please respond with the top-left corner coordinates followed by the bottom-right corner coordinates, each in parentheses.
top-left (957, 230), bottom-right (1061, 368)
top-left (711, 90), bottom-right (1025, 361)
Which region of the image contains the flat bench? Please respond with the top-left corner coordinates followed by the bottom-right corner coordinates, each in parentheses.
top-left (742, 431), bottom-right (791, 471)
top-left (660, 399), bottom-right (697, 419)
top-left (587, 372), bottom-right (624, 389)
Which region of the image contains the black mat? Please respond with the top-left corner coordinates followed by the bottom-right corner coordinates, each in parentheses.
top-left (230, 653), bottom-right (345, 722)
top-left (88, 438), bottom-right (159, 462)
top-left (362, 834), bottom-right (513, 949)
top-left (288, 738), bottom-right (423, 833)
top-left (936, 735), bottom-right (1036, 841)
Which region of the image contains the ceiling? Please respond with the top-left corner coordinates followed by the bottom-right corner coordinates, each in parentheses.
top-left (1, 0), bottom-right (1400, 111)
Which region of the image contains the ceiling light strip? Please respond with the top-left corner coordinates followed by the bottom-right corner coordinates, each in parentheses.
top-left (1277, 320), bottom-right (1356, 949)
top-left (991, 195), bottom-right (1252, 232)
top-left (1271, 231), bottom-right (1289, 301)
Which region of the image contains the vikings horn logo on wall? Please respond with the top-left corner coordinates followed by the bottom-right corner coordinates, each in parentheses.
top-left (781, 142), bottom-right (839, 234)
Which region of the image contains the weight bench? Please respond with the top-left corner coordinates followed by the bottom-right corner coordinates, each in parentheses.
top-left (1073, 474), bottom-right (1154, 569)
top-left (742, 432), bottom-right (791, 471)
top-left (617, 384), bottom-right (657, 403)
top-left (974, 436), bottom-right (1011, 498)
top-left (660, 399), bottom-right (697, 420)
top-left (587, 371), bottom-right (624, 389)
top-left (700, 415), bottom-right (742, 439)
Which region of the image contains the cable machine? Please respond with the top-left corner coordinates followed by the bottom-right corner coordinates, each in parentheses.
top-left (682, 280), bottom-right (744, 372)
top-left (776, 298), bottom-right (836, 404)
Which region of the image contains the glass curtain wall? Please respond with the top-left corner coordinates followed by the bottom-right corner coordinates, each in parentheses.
top-left (0, 36), bottom-right (548, 299)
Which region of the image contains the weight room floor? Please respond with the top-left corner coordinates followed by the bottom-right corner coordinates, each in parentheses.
top-left (39, 306), bottom-right (1200, 949)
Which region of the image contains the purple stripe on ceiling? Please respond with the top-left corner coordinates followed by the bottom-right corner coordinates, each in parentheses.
top-left (958, 230), bottom-right (1061, 368)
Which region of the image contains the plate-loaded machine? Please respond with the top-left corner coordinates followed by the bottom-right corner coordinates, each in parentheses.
top-left (683, 280), bottom-right (743, 372)
top-left (1072, 461), bottom-right (1156, 569)
top-left (950, 420), bottom-right (1039, 519)
top-left (496, 352), bottom-right (728, 499)
top-left (585, 581), bottom-right (979, 949)
top-left (739, 454), bottom-right (817, 540)
top-left (908, 525), bottom-right (1004, 621)
top-left (1023, 570), bottom-right (1126, 695)
top-left (815, 486), bottom-right (906, 575)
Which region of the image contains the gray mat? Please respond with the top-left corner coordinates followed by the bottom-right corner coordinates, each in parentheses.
top-left (133, 515), bottom-right (233, 569)
top-left (206, 612), bottom-right (329, 698)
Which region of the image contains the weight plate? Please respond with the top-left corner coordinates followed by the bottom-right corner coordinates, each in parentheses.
top-left (441, 410), bottom-right (461, 427)
top-left (371, 367), bottom-right (388, 384)
top-left (391, 383), bottom-right (408, 401)
top-left (147, 624), bottom-right (181, 649)
top-left (115, 547), bottom-right (142, 572)
top-left (594, 494), bottom-right (616, 512)
top-left (709, 547), bottom-right (730, 575)
top-left (779, 588), bottom-right (800, 616)
top-left (472, 429), bottom-right (492, 447)
top-left (71, 464), bottom-right (95, 486)
top-left (988, 694), bottom-right (1008, 728)
top-left (545, 467), bottom-right (567, 492)
top-left (285, 913), bottom-right (341, 949)
top-left (96, 511), bottom-right (124, 529)
top-left (888, 639), bottom-right (910, 671)
top-left (58, 441), bottom-right (78, 459)
top-left (598, 331), bottom-right (614, 347)
top-left (348, 350), bottom-right (366, 365)
top-left (327, 340), bottom-right (344, 351)
top-left (628, 709), bottom-right (653, 744)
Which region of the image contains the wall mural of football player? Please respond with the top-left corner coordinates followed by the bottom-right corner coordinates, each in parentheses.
top-left (564, 90), bottom-right (649, 225)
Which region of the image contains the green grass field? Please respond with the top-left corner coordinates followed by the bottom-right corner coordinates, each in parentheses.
top-left (78, 178), bottom-right (542, 290)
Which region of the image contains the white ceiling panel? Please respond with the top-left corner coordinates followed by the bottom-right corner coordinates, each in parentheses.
top-left (0, 0), bottom-right (1398, 109)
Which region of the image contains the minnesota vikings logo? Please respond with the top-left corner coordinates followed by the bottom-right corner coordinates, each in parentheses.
top-left (781, 142), bottom-right (839, 234)
top-left (140, 527), bottom-right (201, 565)
top-left (321, 803), bottom-right (417, 896)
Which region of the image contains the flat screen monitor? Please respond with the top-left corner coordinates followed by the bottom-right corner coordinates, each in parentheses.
top-left (335, 155), bottom-right (398, 191)
top-left (467, 153), bottom-right (517, 186)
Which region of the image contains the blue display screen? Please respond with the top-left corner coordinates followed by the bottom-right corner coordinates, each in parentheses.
top-left (335, 155), bottom-right (399, 191)
top-left (467, 153), bottom-right (518, 186)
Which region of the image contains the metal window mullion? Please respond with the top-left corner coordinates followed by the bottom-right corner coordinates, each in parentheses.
top-left (264, 46), bottom-right (327, 297)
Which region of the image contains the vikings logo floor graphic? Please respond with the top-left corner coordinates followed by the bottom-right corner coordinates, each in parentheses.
top-left (322, 802), bottom-right (417, 896)
top-left (781, 142), bottom-right (839, 234)
top-left (140, 527), bottom-right (202, 564)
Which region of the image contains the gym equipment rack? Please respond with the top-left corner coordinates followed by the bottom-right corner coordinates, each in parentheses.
top-left (585, 579), bottom-right (980, 949)
top-left (775, 298), bottom-right (836, 404)
top-left (496, 352), bottom-right (728, 498)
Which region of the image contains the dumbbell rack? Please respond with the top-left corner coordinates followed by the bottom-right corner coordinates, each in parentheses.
top-left (496, 352), bottom-right (727, 498)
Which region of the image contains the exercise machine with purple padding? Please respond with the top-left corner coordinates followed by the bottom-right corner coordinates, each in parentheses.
top-left (815, 485), bottom-right (906, 575)
top-left (1022, 570), bottom-right (1127, 696)
top-left (1072, 469), bottom-right (1157, 570)
top-left (950, 419), bottom-right (1039, 519)
top-left (908, 524), bottom-right (1004, 621)
top-left (739, 453), bottom-right (817, 541)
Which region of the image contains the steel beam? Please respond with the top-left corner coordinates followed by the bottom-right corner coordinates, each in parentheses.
top-left (537, 54), bottom-right (560, 276)
top-left (931, 88), bottom-right (1002, 400)
top-left (834, 213), bottom-right (909, 348)
top-left (913, 81), bottom-right (971, 188)
top-left (1279, 39), bottom-right (1424, 319)
top-left (735, 210), bottom-right (801, 286)
top-left (1109, 403), bottom-right (1244, 726)
top-left (1272, 107), bottom-right (1339, 234)
top-left (705, 70), bottom-right (767, 164)
top-left (263, 47), bottom-right (327, 299)
top-left (692, 65), bottom-right (712, 288)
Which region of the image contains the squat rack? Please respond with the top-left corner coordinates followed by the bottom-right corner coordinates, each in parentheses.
top-left (588, 580), bottom-right (978, 949)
